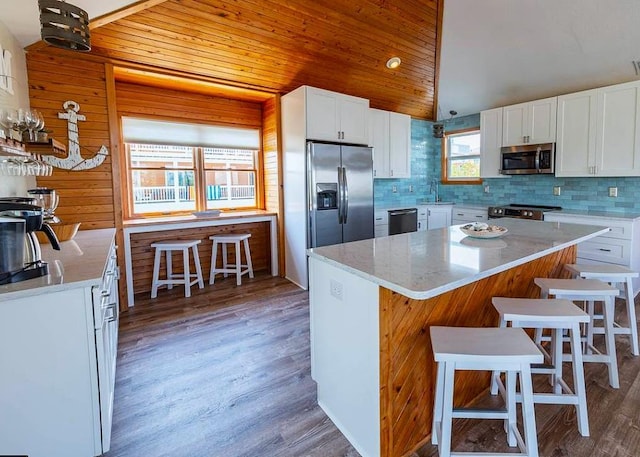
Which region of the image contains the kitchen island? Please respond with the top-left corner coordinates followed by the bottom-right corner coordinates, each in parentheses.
top-left (307, 218), bottom-right (609, 457)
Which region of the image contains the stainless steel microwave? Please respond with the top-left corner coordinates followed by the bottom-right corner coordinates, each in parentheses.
top-left (500, 143), bottom-right (555, 175)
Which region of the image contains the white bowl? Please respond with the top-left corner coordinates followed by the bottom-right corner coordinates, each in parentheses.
top-left (460, 224), bottom-right (508, 239)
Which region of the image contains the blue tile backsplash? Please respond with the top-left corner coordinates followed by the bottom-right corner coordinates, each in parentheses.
top-left (374, 114), bottom-right (640, 214)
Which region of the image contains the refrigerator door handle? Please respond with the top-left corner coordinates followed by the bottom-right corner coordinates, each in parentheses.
top-left (342, 167), bottom-right (349, 224)
top-left (337, 166), bottom-right (344, 224)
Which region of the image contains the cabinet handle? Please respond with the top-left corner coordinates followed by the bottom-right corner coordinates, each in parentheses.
top-left (373, 170), bottom-right (376, 177)
top-left (475, 215), bottom-right (484, 218)
top-left (598, 248), bottom-right (612, 252)
top-left (390, 169), bottom-right (393, 177)
top-left (456, 213), bottom-right (464, 216)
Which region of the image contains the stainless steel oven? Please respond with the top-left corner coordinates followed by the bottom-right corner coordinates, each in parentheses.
top-left (500, 143), bottom-right (555, 175)
top-left (488, 204), bottom-right (562, 221)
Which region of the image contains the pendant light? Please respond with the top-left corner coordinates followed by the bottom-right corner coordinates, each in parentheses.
top-left (432, 110), bottom-right (457, 139)
top-left (38, 0), bottom-right (91, 52)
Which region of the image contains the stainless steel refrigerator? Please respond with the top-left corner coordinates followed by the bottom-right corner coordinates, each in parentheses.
top-left (307, 141), bottom-right (374, 248)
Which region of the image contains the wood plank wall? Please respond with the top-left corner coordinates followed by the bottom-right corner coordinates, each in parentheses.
top-left (27, 49), bottom-right (115, 230)
top-left (379, 245), bottom-right (576, 457)
top-left (115, 81), bottom-right (263, 128)
top-left (129, 222), bottom-right (271, 295)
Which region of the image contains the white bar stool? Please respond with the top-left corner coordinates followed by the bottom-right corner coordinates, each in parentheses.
top-left (430, 326), bottom-right (542, 457)
top-left (490, 297), bottom-right (591, 436)
top-left (535, 277), bottom-right (620, 388)
top-left (564, 263), bottom-right (639, 356)
top-left (209, 233), bottom-right (254, 286)
top-left (150, 240), bottom-right (204, 298)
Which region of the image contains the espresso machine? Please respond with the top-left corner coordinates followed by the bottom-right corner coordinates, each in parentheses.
top-left (0, 202), bottom-right (61, 285)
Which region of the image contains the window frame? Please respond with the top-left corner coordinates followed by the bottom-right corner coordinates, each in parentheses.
top-left (122, 124), bottom-right (263, 219)
top-left (441, 127), bottom-right (482, 185)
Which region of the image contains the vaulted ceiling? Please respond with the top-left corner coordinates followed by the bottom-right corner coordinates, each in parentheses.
top-left (11, 0), bottom-right (442, 119)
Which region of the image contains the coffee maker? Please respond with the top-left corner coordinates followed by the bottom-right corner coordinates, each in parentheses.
top-left (0, 202), bottom-right (61, 285)
top-left (27, 187), bottom-right (60, 223)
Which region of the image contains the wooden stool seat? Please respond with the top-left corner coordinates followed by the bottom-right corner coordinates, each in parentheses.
top-left (150, 240), bottom-right (204, 299)
top-left (209, 234), bottom-right (254, 286)
top-left (430, 326), bottom-right (542, 457)
top-left (565, 263), bottom-right (639, 356)
top-left (535, 277), bottom-right (620, 388)
top-left (491, 297), bottom-right (591, 436)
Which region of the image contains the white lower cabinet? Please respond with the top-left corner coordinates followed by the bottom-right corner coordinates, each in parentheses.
top-left (374, 209), bottom-right (389, 237)
top-left (452, 206), bottom-right (488, 225)
top-left (0, 235), bottom-right (119, 457)
top-left (544, 212), bottom-right (640, 293)
top-left (422, 205), bottom-right (452, 230)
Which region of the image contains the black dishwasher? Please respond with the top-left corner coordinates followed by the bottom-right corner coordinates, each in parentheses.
top-left (388, 208), bottom-right (418, 235)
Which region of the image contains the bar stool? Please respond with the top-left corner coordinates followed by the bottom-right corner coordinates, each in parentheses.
top-left (534, 277), bottom-right (620, 388)
top-left (150, 240), bottom-right (204, 298)
top-left (430, 326), bottom-right (542, 457)
top-left (209, 233), bottom-right (254, 286)
top-left (564, 264), bottom-right (639, 356)
top-left (490, 297), bottom-right (591, 436)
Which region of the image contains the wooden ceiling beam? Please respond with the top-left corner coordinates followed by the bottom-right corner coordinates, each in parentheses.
top-left (90, 0), bottom-right (171, 29)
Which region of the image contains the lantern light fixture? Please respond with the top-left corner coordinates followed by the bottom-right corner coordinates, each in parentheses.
top-left (38, 0), bottom-right (91, 52)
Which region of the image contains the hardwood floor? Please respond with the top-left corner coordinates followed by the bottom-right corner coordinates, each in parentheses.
top-left (105, 273), bottom-right (640, 457)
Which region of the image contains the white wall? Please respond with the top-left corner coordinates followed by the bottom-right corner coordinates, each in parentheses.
top-left (0, 19), bottom-right (36, 197)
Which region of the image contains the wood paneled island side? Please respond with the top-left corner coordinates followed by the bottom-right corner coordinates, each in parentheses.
top-left (307, 219), bottom-right (609, 457)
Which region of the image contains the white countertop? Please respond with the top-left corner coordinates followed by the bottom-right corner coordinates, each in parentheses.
top-left (547, 209), bottom-right (640, 221)
top-left (307, 218), bottom-right (609, 300)
top-left (0, 228), bottom-right (116, 300)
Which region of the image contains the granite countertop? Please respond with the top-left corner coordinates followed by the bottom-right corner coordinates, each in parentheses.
top-left (546, 209), bottom-right (640, 221)
top-left (307, 218), bottom-right (608, 300)
top-left (0, 228), bottom-right (116, 300)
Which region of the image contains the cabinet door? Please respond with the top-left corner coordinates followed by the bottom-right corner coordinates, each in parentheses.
top-left (339, 94), bottom-right (369, 145)
top-left (369, 108), bottom-right (389, 177)
top-left (388, 112), bottom-right (411, 178)
top-left (502, 103), bottom-right (528, 146)
top-left (555, 89), bottom-right (597, 177)
top-left (306, 87), bottom-right (340, 142)
top-left (595, 81), bottom-right (640, 176)
top-left (480, 107), bottom-right (504, 177)
top-left (427, 206), bottom-right (451, 230)
top-left (528, 97), bottom-right (557, 144)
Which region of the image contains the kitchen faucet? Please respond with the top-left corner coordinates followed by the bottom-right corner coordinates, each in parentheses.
top-left (430, 178), bottom-right (440, 202)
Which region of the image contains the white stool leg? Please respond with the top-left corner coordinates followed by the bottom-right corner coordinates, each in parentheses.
top-left (440, 362), bottom-right (456, 457)
top-left (432, 361), bottom-right (445, 446)
top-left (183, 247), bottom-right (191, 298)
top-left (192, 245), bottom-right (204, 289)
top-left (505, 370), bottom-right (517, 447)
top-left (243, 237), bottom-right (254, 278)
top-left (624, 277), bottom-right (639, 356)
top-left (235, 240), bottom-right (242, 286)
top-left (222, 243), bottom-right (229, 278)
top-left (210, 241), bottom-right (219, 285)
top-left (166, 249), bottom-right (174, 290)
top-left (602, 296), bottom-right (620, 388)
top-left (151, 247), bottom-right (162, 298)
top-left (491, 316), bottom-right (508, 396)
top-left (569, 322), bottom-right (589, 436)
top-left (552, 328), bottom-right (563, 392)
top-left (519, 364), bottom-right (539, 457)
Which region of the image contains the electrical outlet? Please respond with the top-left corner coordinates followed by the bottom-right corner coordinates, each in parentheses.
top-left (553, 186), bottom-right (561, 196)
top-left (409, 185), bottom-right (414, 193)
top-left (330, 279), bottom-right (343, 300)
top-left (392, 185), bottom-right (398, 193)
top-left (483, 185), bottom-right (490, 193)
top-left (609, 187), bottom-right (618, 197)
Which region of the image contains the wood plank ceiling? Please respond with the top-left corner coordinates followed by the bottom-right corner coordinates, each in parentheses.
top-left (87, 0), bottom-right (441, 119)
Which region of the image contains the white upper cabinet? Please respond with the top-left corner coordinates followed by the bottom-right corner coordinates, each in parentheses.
top-left (479, 107), bottom-right (504, 178)
top-left (502, 96), bottom-right (557, 146)
top-left (555, 89), bottom-right (597, 176)
top-left (368, 108), bottom-right (411, 178)
top-left (306, 86), bottom-right (369, 145)
top-left (556, 80), bottom-right (640, 177)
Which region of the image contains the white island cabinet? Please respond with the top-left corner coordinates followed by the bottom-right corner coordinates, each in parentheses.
top-left (0, 229), bottom-right (119, 457)
top-left (308, 219), bottom-right (607, 457)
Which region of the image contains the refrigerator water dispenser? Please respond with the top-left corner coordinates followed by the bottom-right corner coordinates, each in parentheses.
top-left (316, 183), bottom-right (338, 210)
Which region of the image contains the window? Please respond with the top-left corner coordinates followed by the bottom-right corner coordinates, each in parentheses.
top-left (122, 117), bottom-right (260, 217)
top-left (442, 127), bottom-right (481, 184)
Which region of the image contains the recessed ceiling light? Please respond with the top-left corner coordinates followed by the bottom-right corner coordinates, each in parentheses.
top-left (386, 57), bottom-right (401, 69)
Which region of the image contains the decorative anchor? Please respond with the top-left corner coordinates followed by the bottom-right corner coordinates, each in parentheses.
top-left (41, 100), bottom-right (109, 171)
